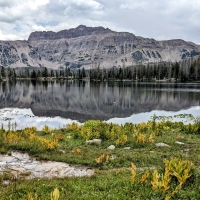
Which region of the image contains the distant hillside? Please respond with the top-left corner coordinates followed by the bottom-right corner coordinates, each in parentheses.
top-left (0, 25), bottom-right (200, 69)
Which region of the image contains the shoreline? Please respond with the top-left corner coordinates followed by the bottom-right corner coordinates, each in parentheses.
top-left (0, 106), bottom-right (199, 130)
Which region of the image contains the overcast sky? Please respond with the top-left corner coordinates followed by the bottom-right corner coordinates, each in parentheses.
top-left (0, 0), bottom-right (199, 44)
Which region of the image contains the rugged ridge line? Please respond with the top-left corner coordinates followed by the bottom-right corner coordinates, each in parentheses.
top-left (0, 25), bottom-right (200, 69)
top-left (28, 25), bottom-right (113, 41)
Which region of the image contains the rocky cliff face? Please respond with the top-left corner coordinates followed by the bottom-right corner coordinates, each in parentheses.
top-left (1, 25), bottom-right (200, 69)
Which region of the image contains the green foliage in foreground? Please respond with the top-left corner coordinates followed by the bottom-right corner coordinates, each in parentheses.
top-left (0, 115), bottom-right (200, 199)
top-left (0, 168), bottom-right (200, 200)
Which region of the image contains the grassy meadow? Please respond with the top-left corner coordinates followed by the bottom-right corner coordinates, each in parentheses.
top-left (0, 114), bottom-right (200, 199)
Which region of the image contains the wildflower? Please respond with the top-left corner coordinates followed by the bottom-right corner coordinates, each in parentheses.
top-left (28, 193), bottom-right (34, 200)
top-left (95, 154), bottom-right (105, 164)
top-left (106, 154), bottom-right (110, 163)
top-left (76, 148), bottom-right (81, 154)
top-left (51, 188), bottom-right (60, 200)
top-left (140, 170), bottom-right (150, 183)
top-left (131, 163), bottom-right (137, 183)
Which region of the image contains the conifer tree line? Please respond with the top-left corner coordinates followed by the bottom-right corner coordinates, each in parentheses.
top-left (0, 66), bottom-right (74, 80)
top-left (0, 56), bottom-right (200, 82)
top-left (90, 56), bottom-right (200, 82)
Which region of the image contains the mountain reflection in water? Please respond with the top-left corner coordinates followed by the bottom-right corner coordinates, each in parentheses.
top-left (0, 80), bottom-right (199, 122)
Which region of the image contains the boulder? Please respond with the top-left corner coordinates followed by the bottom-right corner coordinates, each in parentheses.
top-left (59, 150), bottom-right (65, 153)
top-left (2, 180), bottom-right (11, 185)
top-left (110, 155), bottom-right (117, 160)
top-left (175, 141), bottom-right (185, 145)
top-left (155, 142), bottom-right (169, 147)
top-left (86, 139), bottom-right (102, 145)
top-left (107, 145), bottom-right (115, 150)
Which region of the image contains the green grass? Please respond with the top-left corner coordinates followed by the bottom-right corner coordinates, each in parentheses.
top-left (0, 170), bottom-right (199, 200)
top-left (0, 118), bottom-right (200, 199)
top-left (3, 127), bottom-right (198, 169)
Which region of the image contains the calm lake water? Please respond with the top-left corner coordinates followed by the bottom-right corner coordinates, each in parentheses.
top-left (0, 80), bottom-right (200, 123)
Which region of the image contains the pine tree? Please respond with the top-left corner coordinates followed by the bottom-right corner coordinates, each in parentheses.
top-left (1, 66), bottom-right (6, 78)
top-left (31, 70), bottom-right (37, 79)
top-left (37, 70), bottom-right (41, 78)
top-left (65, 67), bottom-right (71, 79)
top-left (81, 67), bottom-right (86, 78)
top-left (50, 69), bottom-right (54, 77)
top-left (42, 67), bottom-right (48, 78)
top-left (56, 71), bottom-right (59, 78)
top-left (13, 69), bottom-right (17, 79)
top-left (77, 69), bottom-right (82, 79)
top-left (7, 67), bottom-right (12, 79)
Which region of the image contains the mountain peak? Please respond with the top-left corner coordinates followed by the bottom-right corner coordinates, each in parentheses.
top-left (76, 25), bottom-right (87, 30)
top-left (1, 25), bottom-right (200, 69)
top-left (28, 25), bottom-right (112, 41)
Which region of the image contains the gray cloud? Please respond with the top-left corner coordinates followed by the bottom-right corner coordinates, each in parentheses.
top-left (0, 0), bottom-right (199, 44)
top-left (0, 0), bottom-right (14, 7)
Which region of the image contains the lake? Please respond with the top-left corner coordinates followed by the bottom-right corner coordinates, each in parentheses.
top-left (0, 80), bottom-right (200, 129)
